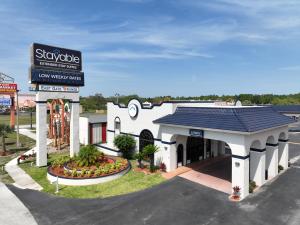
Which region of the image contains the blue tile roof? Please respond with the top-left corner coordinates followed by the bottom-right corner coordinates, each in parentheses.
top-left (153, 107), bottom-right (295, 133)
top-left (272, 105), bottom-right (300, 114)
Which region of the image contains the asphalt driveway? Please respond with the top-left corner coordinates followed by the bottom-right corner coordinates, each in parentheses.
top-left (6, 134), bottom-right (300, 225)
top-left (8, 162), bottom-right (300, 225)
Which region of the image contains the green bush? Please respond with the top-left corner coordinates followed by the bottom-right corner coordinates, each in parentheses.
top-left (76, 145), bottom-right (103, 167)
top-left (113, 135), bottom-right (136, 159)
top-left (249, 180), bottom-right (257, 193)
top-left (278, 165), bottom-right (284, 172)
top-left (52, 155), bottom-right (71, 167)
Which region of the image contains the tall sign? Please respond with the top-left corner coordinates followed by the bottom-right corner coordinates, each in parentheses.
top-left (0, 83), bottom-right (17, 93)
top-left (29, 43), bottom-right (84, 89)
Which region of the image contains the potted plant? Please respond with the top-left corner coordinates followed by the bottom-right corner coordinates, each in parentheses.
top-left (232, 186), bottom-right (241, 200)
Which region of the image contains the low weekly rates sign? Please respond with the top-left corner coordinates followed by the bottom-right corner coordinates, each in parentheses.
top-left (30, 68), bottom-right (84, 86)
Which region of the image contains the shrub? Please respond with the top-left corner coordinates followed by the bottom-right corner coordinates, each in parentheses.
top-left (76, 145), bottom-right (102, 167)
top-left (113, 135), bottom-right (136, 159)
top-left (87, 170), bottom-right (92, 177)
top-left (52, 156), bottom-right (71, 167)
top-left (149, 165), bottom-right (159, 173)
top-left (95, 169), bottom-right (101, 176)
top-left (80, 169), bottom-right (87, 177)
top-left (249, 180), bottom-right (257, 193)
top-left (71, 169), bottom-right (77, 177)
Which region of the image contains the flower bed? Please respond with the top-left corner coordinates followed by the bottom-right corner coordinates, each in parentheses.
top-left (47, 156), bottom-right (130, 185)
top-left (49, 157), bottom-right (129, 179)
top-left (46, 145), bottom-right (131, 185)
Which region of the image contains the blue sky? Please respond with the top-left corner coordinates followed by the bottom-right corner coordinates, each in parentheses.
top-left (0, 0), bottom-right (300, 97)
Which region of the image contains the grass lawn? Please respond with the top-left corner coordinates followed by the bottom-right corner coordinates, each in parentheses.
top-left (0, 132), bottom-right (36, 184)
top-left (19, 152), bottom-right (166, 198)
top-left (0, 114), bottom-right (36, 126)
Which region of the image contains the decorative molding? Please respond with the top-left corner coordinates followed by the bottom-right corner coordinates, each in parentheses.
top-left (107, 129), bottom-right (115, 133)
top-left (266, 143), bottom-right (279, 147)
top-left (250, 148), bottom-right (266, 152)
top-left (232, 154), bottom-right (250, 160)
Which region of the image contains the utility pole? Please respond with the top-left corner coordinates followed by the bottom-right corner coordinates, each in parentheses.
top-left (16, 89), bottom-right (20, 147)
top-left (115, 93), bottom-right (120, 104)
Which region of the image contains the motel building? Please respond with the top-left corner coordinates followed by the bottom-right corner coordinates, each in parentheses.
top-left (97, 99), bottom-right (294, 199)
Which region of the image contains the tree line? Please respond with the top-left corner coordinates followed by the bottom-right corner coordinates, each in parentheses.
top-left (80, 93), bottom-right (300, 112)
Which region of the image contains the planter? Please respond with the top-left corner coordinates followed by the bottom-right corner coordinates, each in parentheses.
top-left (47, 159), bottom-right (131, 186)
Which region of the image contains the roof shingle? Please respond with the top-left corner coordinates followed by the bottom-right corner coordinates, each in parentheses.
top-left (153, 107), bottom-right (294, 133)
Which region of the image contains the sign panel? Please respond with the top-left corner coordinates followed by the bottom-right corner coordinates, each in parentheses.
top-left (31, 43), bottom-right (82, 71)
top-left (0, 98), bottom-right (12, 106)
top-left (30, 68), bottom-right (84, 86)
top-left (0, 83), bottom-right (17, 92)
top-left (39, 85), bottom-right (79, 93)
top-left (189, 129), bottom-right (204, 138)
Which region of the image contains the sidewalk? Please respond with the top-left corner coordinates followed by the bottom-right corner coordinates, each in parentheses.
top-left (5, 128), bottom-right (51, 191)
top-left (0, 182), bottom-right (38, 225)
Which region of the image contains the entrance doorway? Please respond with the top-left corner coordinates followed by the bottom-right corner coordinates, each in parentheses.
top-left (177, 144), bottom-right (183, 167)
top-left (186, 137), bottom-right (204, 164)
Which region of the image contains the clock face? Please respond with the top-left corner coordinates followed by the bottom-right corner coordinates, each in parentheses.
top-left (128, 103), bottom-right (138, 118)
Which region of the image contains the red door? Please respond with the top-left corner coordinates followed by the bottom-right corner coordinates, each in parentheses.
top-left (102, 123), bottom-right (107, 143)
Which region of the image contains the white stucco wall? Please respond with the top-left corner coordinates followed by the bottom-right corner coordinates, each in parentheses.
top-left (79, 117), bottom-right (89, 145)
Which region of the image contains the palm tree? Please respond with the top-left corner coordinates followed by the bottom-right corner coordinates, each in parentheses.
top-left (0, 124), bottom-right (13, 155)
top-left (143, 144), bottom-right (159, 170)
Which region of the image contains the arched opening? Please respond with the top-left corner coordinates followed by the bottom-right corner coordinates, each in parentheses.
top-left (139, 129), bottom-right (154, 152)
top-left (177, 144), bottom-right (184, 167)
top-left (180, 137), bottom-right (232, 194)
top-left (279, 132), bottom-right (287, 141)
top-left (186, 136), bottom-right (204, 163)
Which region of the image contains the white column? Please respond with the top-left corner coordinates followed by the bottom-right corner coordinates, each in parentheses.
top-left (36, 102), bottom-right (47, 167)
top-left (161, 133), bottom-right (176, 172)
top-left (232, 156), bottom-right (249, 199)
top-left (250, 150), bottom-right (266, 186)
top-left (70, 102), bottom-right (80, 157)
top-left (266, 144), bottom-right (278, 179)
top-left (278, 140), bottom-right (289, 169)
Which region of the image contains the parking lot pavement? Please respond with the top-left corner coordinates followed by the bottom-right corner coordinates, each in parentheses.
top-left (289, 132), bottom-right (300, 160)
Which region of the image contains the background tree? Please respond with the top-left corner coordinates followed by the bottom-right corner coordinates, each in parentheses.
top-left (0, 124), bottom-right (13, 155)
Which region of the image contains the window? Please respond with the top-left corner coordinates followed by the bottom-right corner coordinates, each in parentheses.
top-left (114, 117), bottom-right (121, 135)
top-left (139, 129), bottom-right (154, 152)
